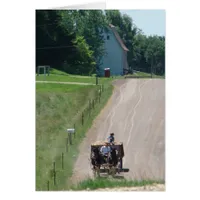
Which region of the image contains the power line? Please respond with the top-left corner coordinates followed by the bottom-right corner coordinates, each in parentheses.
top-left (36, 45), bottom-right (76, 50)
top-left (36, 19), bottom-right (74, 28)
top-left (36, 22), bottom-right (59, 27)
top-left (36, 18), bottom-right (70, 27)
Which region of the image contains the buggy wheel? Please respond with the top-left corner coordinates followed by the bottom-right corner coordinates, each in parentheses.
top-left (110, 167), bottom-right (116, 177)
top-left (93, 166), bottom-right (100, 178)
top-left (92, 167), bottom-right (96, 177)
top-left (96, 167), bottom-right (100, 177)
top-left (107, 167), bottom-right (110, 176)
top-left (93, 170), bottom-right (96, 177)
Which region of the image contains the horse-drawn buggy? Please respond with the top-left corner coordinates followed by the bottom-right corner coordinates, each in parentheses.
top-left (90, 141), bottom-right (128, 177)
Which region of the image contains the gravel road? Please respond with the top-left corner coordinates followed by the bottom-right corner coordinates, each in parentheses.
top-left (70, 79), bottom-right (165, 184)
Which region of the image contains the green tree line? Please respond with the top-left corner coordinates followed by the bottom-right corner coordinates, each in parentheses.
top-left (36, 10), bottom-right (165, 76)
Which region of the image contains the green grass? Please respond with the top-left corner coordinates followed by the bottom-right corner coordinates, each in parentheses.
top-left (135, 71), bottom-right (165, 78)
top-left (69, 177), bottom-right (164, 191)
top-left (36, 83), bottom-right (94, 92)
top-left (36, 81), bottom-right (114, 191)
top-left (50, 68), bottom-right (70, 76)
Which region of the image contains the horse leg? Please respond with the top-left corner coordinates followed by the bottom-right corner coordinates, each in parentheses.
top-left (95, 165), bottom-right (100, 177)
top-left (92, 166), bottom-right (96, 177)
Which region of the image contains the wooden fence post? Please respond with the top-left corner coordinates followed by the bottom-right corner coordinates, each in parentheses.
top-left (92, 99), bottom-right (95, 109)
top-left (74, 124), bottom-right (76, 138)
top-left (53, 162), bottom-right (56, 186)
top-left (96, 75), bottom-right (98, 85)
top-left (66, 138), bottom-right (68, 152)
top-left (47, 180), bottom-right (49, 191)
top-left (61, 152), bottom-right (64, 169)
top-left (99, 91), bottom-right (101, 103)
top-left (70, 133), bottom-right (72, 145)
top-left (82, 112), bottom-right (84, 125)
top-left (99, 86), bottom-right (102, 97)
top-left (68, 132), bottom-right (72, 145)
top-left (89, 100), bottom-right (91, 117)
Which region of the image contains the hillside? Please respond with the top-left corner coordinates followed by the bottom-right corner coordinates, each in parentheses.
top-left (36, 71), bottom-right (113, 190)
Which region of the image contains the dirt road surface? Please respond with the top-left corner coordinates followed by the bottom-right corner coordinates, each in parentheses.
top-left (70, 79), bottom-right (165, 184)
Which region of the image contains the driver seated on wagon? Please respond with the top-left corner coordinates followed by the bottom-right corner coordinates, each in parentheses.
top-left (100, 142), bottom-right (111, 162)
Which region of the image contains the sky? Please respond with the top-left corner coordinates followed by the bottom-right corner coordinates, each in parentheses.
top-left (120, 10), bottom-right (166, 36)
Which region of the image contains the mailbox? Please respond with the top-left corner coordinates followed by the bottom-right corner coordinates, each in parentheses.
top-left (67, 128), bottom-right (75, 134)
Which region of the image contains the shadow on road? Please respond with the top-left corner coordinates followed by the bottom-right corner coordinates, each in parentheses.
top-left (112, 175), bottom-right (125, 179)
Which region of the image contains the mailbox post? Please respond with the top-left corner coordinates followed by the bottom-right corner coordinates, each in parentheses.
top-left (67, 128), bottom-right (75, 145)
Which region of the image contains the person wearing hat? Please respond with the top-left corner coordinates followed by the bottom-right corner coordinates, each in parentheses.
top-left (107, 133), bottom-right (115, 144)
top-left (100, 142), bottom-right (111, 162)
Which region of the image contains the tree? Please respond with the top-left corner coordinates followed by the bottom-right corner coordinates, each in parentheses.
top-left (36, 10), bottom-right (165, 76)
top-left (71, 35), bottom-right (96, 75)
top-left (36, 10), bottom-right (109, 75)
top-left (36, 10), bottom-right (76, 70)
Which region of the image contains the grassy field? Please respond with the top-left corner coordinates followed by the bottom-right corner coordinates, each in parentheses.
top-left (69, 177), bottom-right (164, 191)
top-left (36, 83), bottom-right (95, 92)
top-left (36, 78), bottom-right (113, 191)
top-left (36, 74), bottom-right (96, 83)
